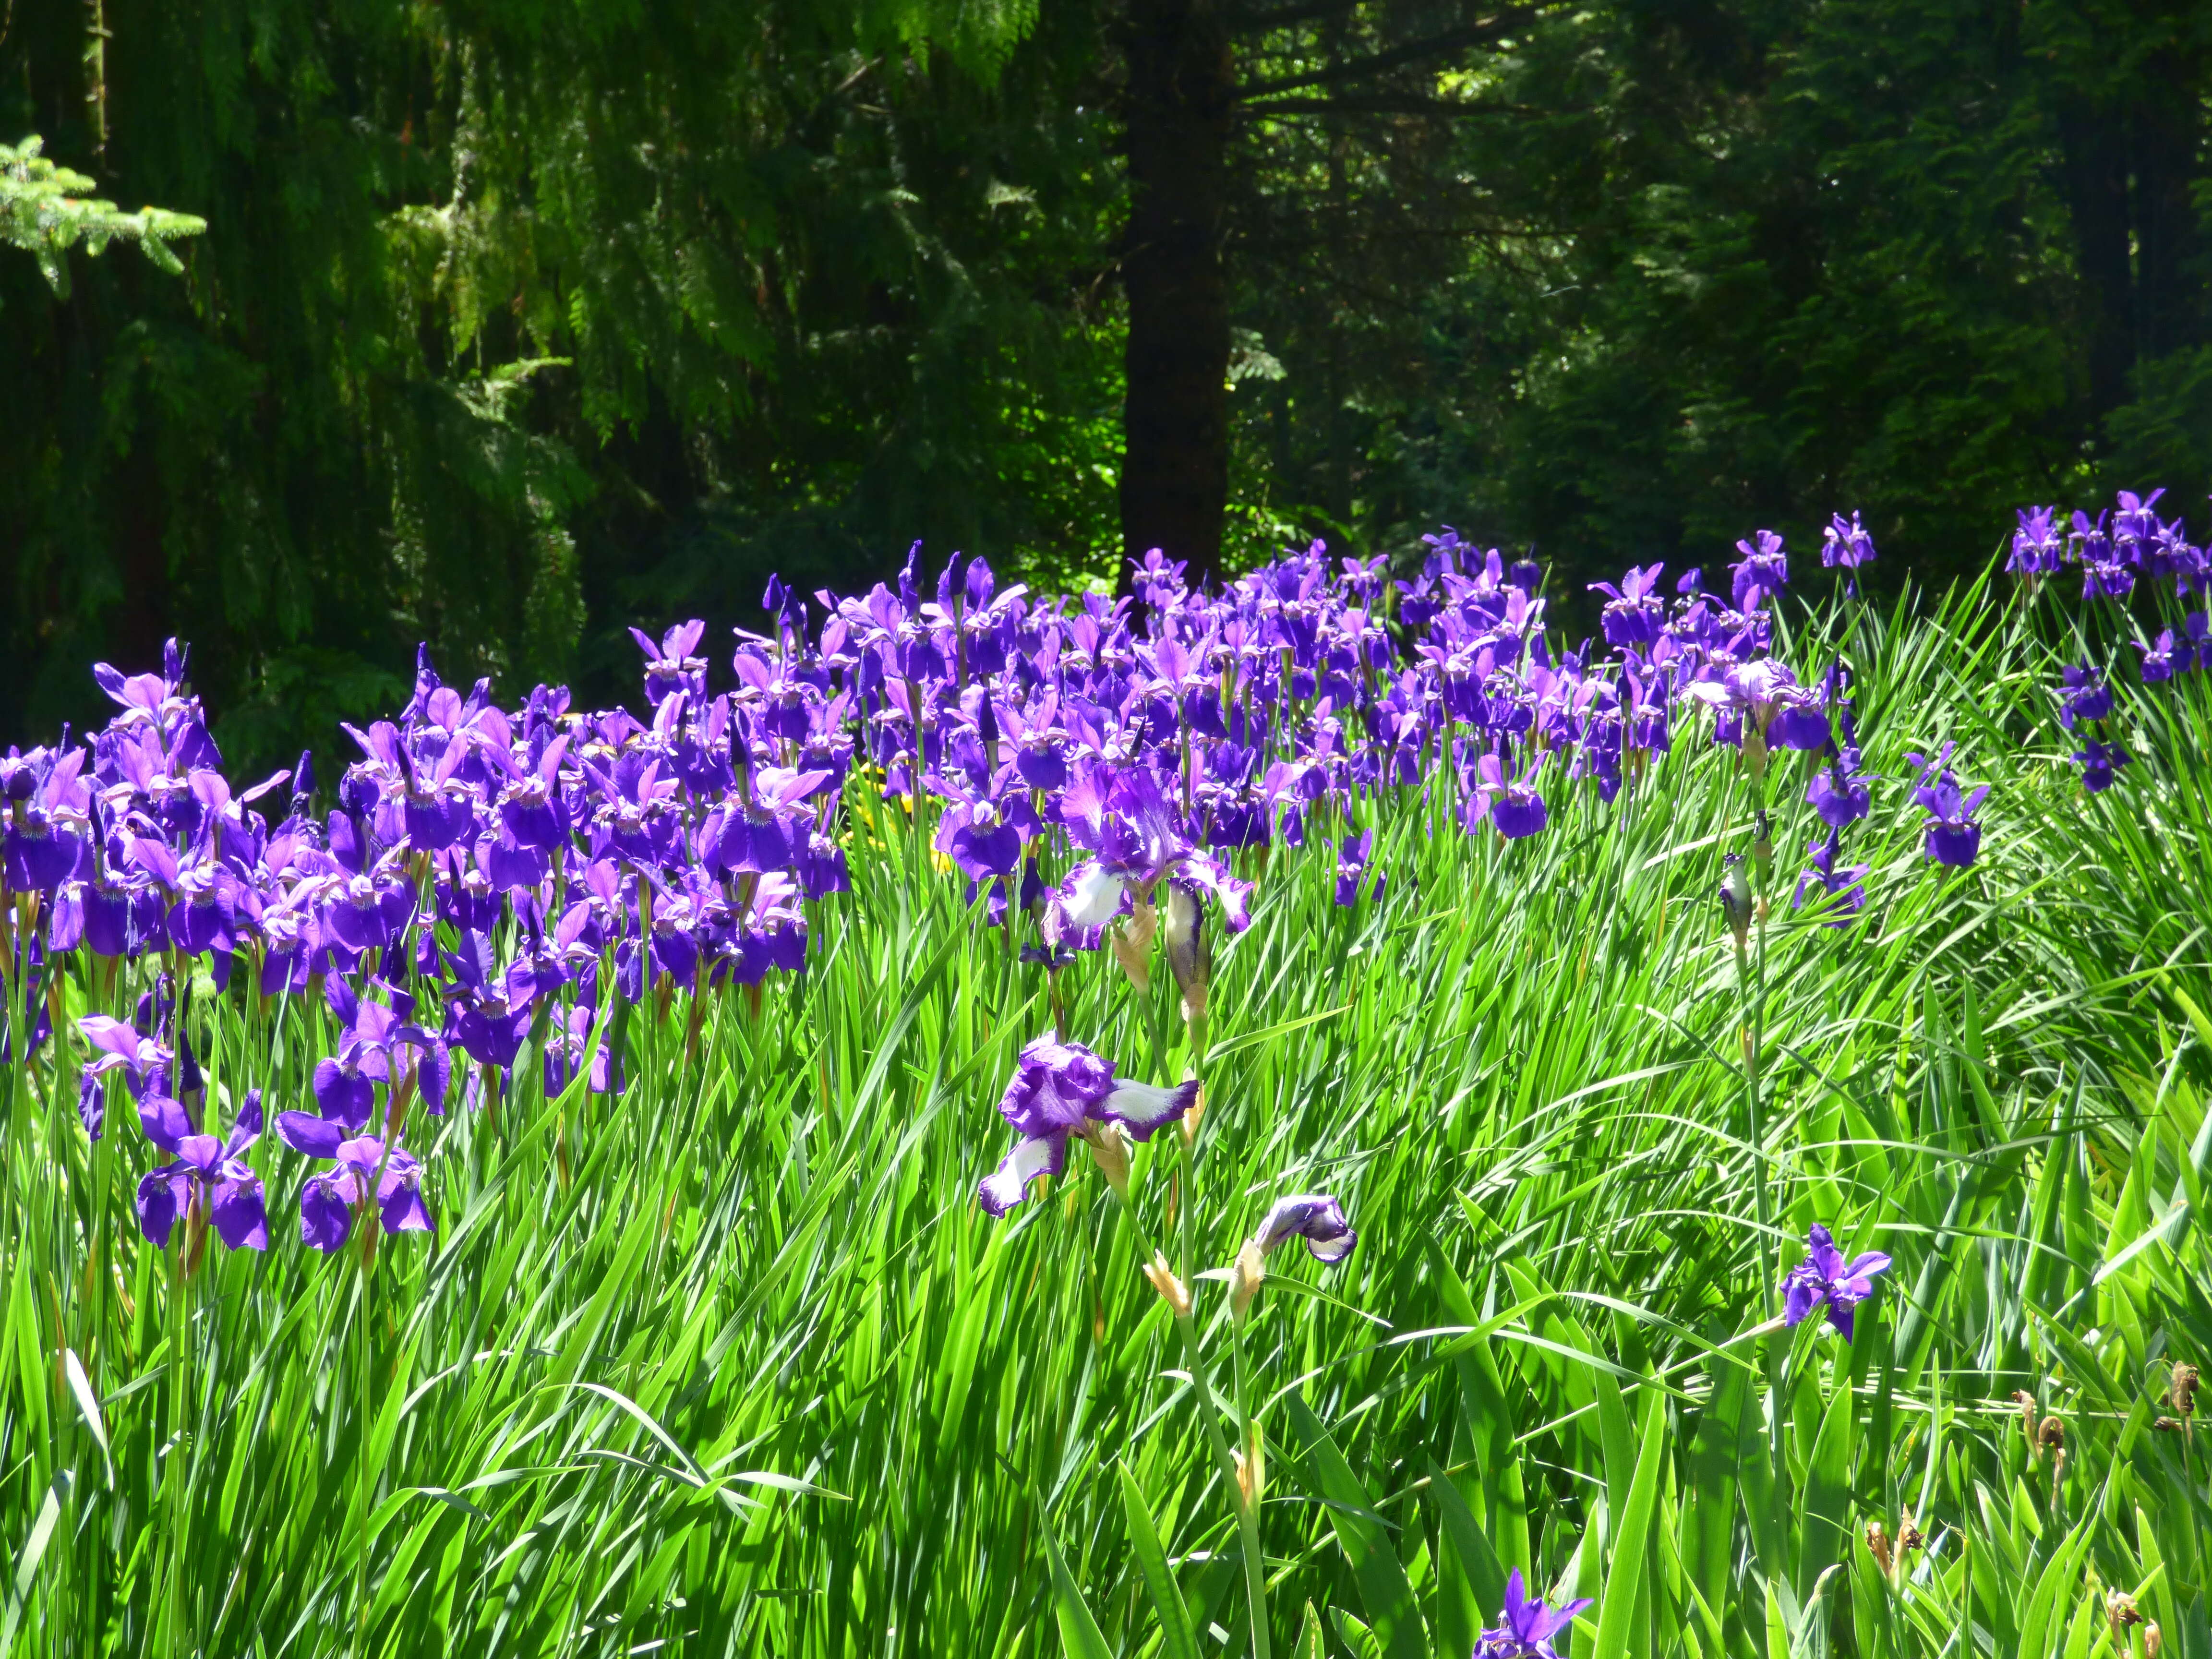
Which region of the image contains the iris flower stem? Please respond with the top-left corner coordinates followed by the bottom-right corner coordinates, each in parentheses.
top-left (352, 1259), bottom-right (374, 1657)
top-left (162, 1242), bottom-right (188, 1659)
top-left (1106, 1186), bottom-right (1269, 1659)
top-left (1735, 936), bottom-right (1773, 1308)
top-left (1226, 1311), bottom-right (1272, 1659)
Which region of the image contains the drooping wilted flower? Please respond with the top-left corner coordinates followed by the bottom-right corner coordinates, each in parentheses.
top-left (1230, 1192), bottom-right (1357, 1319)
top-left (1782, 1223), bottom-right (1891, 1338)
top-left (975, 1037), bottom-right (1198, 1217)
top-left (1475, 1569), bottom-right (1593, 1659)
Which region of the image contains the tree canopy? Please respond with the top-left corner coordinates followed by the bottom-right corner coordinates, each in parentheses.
top-left (4, 0), bottom-right (2207, 771)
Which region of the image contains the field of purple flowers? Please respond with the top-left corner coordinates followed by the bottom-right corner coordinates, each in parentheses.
top-left (1, 497), bottom-right (2208, 1658)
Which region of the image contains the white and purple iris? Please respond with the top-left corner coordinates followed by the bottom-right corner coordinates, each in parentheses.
top-left (1781, 1223), bottom-right (1891, 1339)
top-left (1250, 1193), bottom-right (1357, 1264)
top-left (976, 1036), bottom-right (1198, 1217)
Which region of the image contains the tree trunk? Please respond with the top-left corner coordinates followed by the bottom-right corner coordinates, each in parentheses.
top-left (1120, 0), bottom-right (1233, 586)
top-left (2055, 97), bottom-right (2134, 419)
top-left (2131, 43), bottom-right (2206, 362)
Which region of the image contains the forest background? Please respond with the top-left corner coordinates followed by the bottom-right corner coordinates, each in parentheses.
top-left (3, 0), bottom-right (2210, 775)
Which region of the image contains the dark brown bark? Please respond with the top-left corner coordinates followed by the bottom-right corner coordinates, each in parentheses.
top-left (1120, 0), bottom-right (1234, 584)
top-left (2056, 97), bottom-right (2133, 418)
top-left (2132, 43), bottom-right (2207, 361)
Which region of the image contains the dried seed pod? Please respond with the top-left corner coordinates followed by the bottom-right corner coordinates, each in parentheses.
top-left (2107, 1591), bottom-right (2144, 1640)
top-left (1864, 1522), bottom-right (1894, 1575)
top-left (2171, 1362), bottom-right (2200, 1417)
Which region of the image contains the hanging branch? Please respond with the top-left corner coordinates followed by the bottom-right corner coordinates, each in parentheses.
top-left (0, 137), bottom-right (206, 302)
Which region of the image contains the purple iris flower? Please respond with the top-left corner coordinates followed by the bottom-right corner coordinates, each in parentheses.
top-left (1251, 1193), bottom-right (1357, 1264)
top-left (296, 1134), bottom-right (434, 1253)
top-left (2073, 738), bottom-right (2130, 793)
top-left (1765, 685), bottom-right (1831, 752)
top-left (2056, 665), bottom-right (2111, 730)
top-left (631, 619), bottom-right (710, 706)
top-left (1470, 752), bottom-right (1547, 839)
top-left (1047, 766), bottom-right (1251, 941)
top-left (1730, 529), bottom-right (1788, 609)
top-left (1793, 829), bottom-right (1867, 926)
top-left (976, 1036), bottom-right (1199, 1217)
top-left (1907, 747), bottom-right (1986, 868)
top-left (1805, 746), bottom-right (1871, 827)
top-left (2136, 630), bottom-right (2184, 683)
top-left (1475, 1568), bottom-right (1592, 1659)
top-left (136, 1089), bottom-right (267, 1251)
top-left (2008, 505), bottom-right (2065, 577)
top-left (1334, 829), bottom-right (1373, 907)
top-left (1820, 511), bottom-right (1876, 594)
top-left (1781, 1223), bottom-right (1891, 1338)
top-left (77, 1014), bottom-right (173, 1106)
top-left (1587, 563), bottom-right (1666, 649)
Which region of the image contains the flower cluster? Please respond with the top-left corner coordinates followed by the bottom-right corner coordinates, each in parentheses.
top-left (3, 502), bottom-right (2050, 1261)
top-left (2009, 488), bottom-right (2208, 795)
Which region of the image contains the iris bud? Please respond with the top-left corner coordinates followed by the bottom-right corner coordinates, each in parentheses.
top-left (1230, 1238), bottom-right (1265, 1322)
top-left (1082, 1120), bottom-right (1133, 1199)
top-left (1719, 855), bottom-right (1753, 950)
top-left (1110, 900), bottom-right (1156, 993)
top-left (1234, 1419), bottom-right (1264, 1509)
top-left (1141, 1252), bottom-right (1190, 1318)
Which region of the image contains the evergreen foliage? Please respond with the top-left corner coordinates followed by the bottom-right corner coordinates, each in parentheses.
top-left (0, 135), bottom-right (204, 299)
top-left (2, 0), bottom-right (2208, 767)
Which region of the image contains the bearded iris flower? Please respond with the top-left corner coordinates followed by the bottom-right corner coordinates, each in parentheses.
top-left (1475, 1569), bottom-right (1593, 1659)
top-left (976, 1037), bottom-right (1199, 1217)
top-left (1782, 1223), bottom-right (1891, 1338)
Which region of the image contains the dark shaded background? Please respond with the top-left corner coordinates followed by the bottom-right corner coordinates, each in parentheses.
top-left (4, 0), bottom-right (2208, 777)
